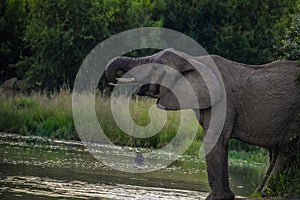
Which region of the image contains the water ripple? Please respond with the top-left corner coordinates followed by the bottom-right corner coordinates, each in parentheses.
top-left (0, 176), bottom-right (208, 200)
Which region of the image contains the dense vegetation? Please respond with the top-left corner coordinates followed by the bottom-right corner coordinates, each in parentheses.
top-left (1, 0), bottom-right (165, 89)
top-left (1, 0), bottom-right (300, 89)
top-left (0, 88), bottom-right (268, 164)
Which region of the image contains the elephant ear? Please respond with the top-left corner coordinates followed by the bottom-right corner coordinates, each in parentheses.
top-left (156, 52), bottom-right (223, 110)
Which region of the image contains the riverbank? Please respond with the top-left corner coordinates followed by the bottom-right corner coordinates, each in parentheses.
top-left (0, 89), bottom-right (268, 164)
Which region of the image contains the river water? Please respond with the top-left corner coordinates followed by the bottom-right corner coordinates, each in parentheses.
top-left (0, 133), bottom-right (266, 199)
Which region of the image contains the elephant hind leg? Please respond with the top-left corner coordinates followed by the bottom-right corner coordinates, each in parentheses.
top-left (255, 148), bottom-right (278, 195)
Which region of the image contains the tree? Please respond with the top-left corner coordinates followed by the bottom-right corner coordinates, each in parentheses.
top-left (281, 13), bottom-right (300, 61)
top-left (164, 0), bottom-right (298, 64)
top-left (21, 0), bottom-right (113, 89)
top-left (0, 0), bottom-right (28, 83)
top-left (21, 0), bottom-right (165, 90)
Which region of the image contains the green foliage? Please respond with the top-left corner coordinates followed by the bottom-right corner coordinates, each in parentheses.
top-left (22, 0), bottom-right (112, 89)
top-left (264, 162), bottom-right (300, 198)
top-left (19, 0), bottom-right (165, 90)
top-left (13, 96), bottom-right (36, 108)
top-left (229, 139), bottom-right (266, 153)
top-left (228, 149), bottom-right (268, 164)
top-left (105, 0), bottom-right (165, 34)
top-left (0, 91), bottom-right (202, 150)
top-left (0, 90), bottom-right (268, 164)
top-left (251, 192), bottom-right (262, 198)
top-left (261, 135), bottom-right (300, 197)
top-left (164, 0), bottom-right (298, 64)
top-left (0, 0), bottom-right (28, 82)
top-left (95, 96), bottom-right (203, 149)
top-left (281, 12), bottom-right (300, 61)
top-left (0, 90), bottom-right (75, 139)
top-left (1, 0), bottom-right (299, 89)
top-left (228, 139), bottom-right (268, 166)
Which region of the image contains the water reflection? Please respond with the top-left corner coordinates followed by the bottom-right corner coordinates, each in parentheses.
top-left (0, 133), bottom-right (266, 199)
top-left (0, 175), bottom-right (208, 200)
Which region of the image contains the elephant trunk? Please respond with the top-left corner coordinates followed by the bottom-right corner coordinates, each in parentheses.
top-left (105, 56), bottom-right (153, 84)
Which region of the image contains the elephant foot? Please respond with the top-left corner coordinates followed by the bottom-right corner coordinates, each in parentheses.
top-left (206, 191), bottom-right (235, 200)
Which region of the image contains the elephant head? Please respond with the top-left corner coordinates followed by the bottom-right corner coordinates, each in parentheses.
top-left (105, 48), bottom-right (223, 110)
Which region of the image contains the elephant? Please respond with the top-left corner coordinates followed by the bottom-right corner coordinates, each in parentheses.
top-left (105, 48), bottom-right (300, 200)
top-left (2, 77), bottom-right (17, 89)
top-left (2, 77), bottom-right (31, 93)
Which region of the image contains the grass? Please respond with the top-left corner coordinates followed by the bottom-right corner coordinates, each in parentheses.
top-left (262, 161), bottom-right (300, 198)
top-left (2, 89), bottom-right (299, 198)
top-left (0, 89), bottom-right (74, 139)
top-left (0, 88), bottom-right (268, 163)
top-left (228, 149), bottom-right (268, 165)
top-left (228, 139), bottom-right (269, 164)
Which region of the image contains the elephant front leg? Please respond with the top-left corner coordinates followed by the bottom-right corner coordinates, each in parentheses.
top-left (205, 140), bottom-right (234, 200)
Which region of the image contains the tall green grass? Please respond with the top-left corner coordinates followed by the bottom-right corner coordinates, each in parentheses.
top-left (0, 89), bottom-right (74, 139)
top-left (228, 139), bottom-right (269, 164)
top-left (0, 89), bottom-right (203, 154)
top-left (260, 161), bottom-right (300, 198)
top-left (0, 89), bottom-right (267, 161)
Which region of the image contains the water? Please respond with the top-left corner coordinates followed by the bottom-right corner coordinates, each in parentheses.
top-left (0, 133), bottom-right (266, 199)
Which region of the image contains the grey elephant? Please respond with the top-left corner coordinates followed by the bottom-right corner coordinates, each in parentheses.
top-left (105, 48), bottom-right (300, 200)
top-left (2, 77), bottom-right (31, 92)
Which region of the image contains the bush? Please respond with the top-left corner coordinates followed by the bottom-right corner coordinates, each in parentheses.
top-left (2, 0), bottom-right (299, 90)
top-left (0, 0), bottom-right (28, 82)
top-left (164, 0), bottom-right (298, 64)
top-left (20, 0), bottom-right (165, 90)
top-left (0, 90), bottom-right (75, 139)
top-left (0, 91), bottom-right (203, 150)
top-left (281, 12), bottom-right (300, 61)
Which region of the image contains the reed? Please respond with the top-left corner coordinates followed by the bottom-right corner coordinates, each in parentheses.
top-left (0, 89), bottom-right (267, 160)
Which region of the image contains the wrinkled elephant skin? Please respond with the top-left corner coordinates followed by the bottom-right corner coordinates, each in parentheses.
top-left (105, 48), bottom-right (300, 200)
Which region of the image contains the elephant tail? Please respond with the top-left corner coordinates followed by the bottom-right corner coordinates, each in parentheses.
top-left (255, 148), bottom-right (279, 195)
